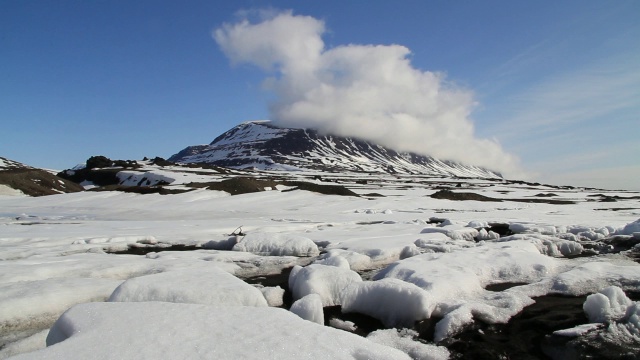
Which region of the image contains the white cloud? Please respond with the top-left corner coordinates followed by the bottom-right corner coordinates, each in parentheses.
top-left (214, 10), bottom-right (521, 176)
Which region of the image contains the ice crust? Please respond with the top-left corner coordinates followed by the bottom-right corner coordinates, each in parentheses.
top-left (11, 302), bottom-right (411, 360)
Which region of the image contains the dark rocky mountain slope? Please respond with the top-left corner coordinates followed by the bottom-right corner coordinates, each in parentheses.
top-left (169, 121), bottom-right (502, 179)
top-left (0, 157), bottom-right (83, 196)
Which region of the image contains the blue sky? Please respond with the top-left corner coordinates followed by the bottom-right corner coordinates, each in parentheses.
top-left (1, 1), bottom-right (638, 190)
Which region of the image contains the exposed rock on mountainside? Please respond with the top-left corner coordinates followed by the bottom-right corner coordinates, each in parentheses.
top-left (0, 157), bottom-right (83, 196)
top-left (169, 121), bottom-right (502, 178)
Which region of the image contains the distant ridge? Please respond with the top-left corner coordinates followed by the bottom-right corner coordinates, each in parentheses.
top-left (0, 156), bottom-right (83, 196)
top-left (169, 121), bottom-right (502, 178)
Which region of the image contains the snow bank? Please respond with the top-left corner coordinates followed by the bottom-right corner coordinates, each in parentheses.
top-left (108, 267), bottom-right (268, 307)
top-left (233, 232), bottom-right (320, 257)
top-left (288, 264), bottom-right (362, 306)
top-left (290, 293), bottom-right (324, 324)
top-left (367, 329), bottom-right (450, 360)
top-left (476, 228), bottom-right (500, 241)
top-left (12, 302), bottom-right (411, 360)
top-left (342, 278), bottom-right (431, 327)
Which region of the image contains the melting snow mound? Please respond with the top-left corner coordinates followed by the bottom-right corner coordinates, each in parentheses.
top-left (12, 302), bottom-right (411, 360)
top-left (290, 293), bottom-right (324, 324)
top-left (108, 267), bottom-right (268, 307)
top-left (342, 278), bottom-right (432, 327)
top-left (289, 264), bottom-right (362, 306)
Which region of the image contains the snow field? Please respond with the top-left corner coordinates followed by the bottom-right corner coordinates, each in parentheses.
top-left (1, 178), bottom-right (640, 358)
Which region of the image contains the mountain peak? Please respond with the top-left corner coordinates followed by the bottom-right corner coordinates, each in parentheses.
top-left (169, 122), bottom-right (502, 178)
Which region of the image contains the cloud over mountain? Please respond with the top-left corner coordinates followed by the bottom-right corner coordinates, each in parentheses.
top-left (214, 10), bottom-right (520, 175)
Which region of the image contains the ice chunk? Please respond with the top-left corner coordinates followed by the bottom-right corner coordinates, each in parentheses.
top-left (232, 232), bottom-right (320, 257)
top-left (260, 286), bottom-right (285, 307)
top-left (314, 254), bottom-right (351, 269)
top-left (329, 318), bottom-right (357, 332)
top-left (400, 245), bottom-right (421, 259)
top-left (342, 278), bottom-right (431, 327)
top-left (556, 240), bottom-right (583, 256)
top-left (108, 268), bottom-right (268, 307)
top-left (467, 220), bottom-right (488, 228)
top-left (476, 228), bottom-right (500, 241)
top-left (553, 323), bottom-right (602, 337)
top-left (583, 286), bottom-right (633, 323)
top-left (289, 264), bottom-right (362, 306)
top-left (509, 223), bottom-right (556, 235)
top-left (290, 293), bottom-right (324, 324)
top-left (620, 219), bottom-right (640, 235)
top-left (315, 249), bottom-right (373, 271)
top-left (367, 329), bottom-right (450, 360)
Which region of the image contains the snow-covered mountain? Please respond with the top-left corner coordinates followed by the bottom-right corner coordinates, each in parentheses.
top-left (169, 121), bottom-right (502, 179)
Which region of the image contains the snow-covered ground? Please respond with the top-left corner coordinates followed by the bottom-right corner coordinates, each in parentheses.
top-left (0, 171), bottom-right (639, 359)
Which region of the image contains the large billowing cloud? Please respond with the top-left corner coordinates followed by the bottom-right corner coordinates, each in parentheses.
top-left (214, 10), bottom-right (520, 175)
